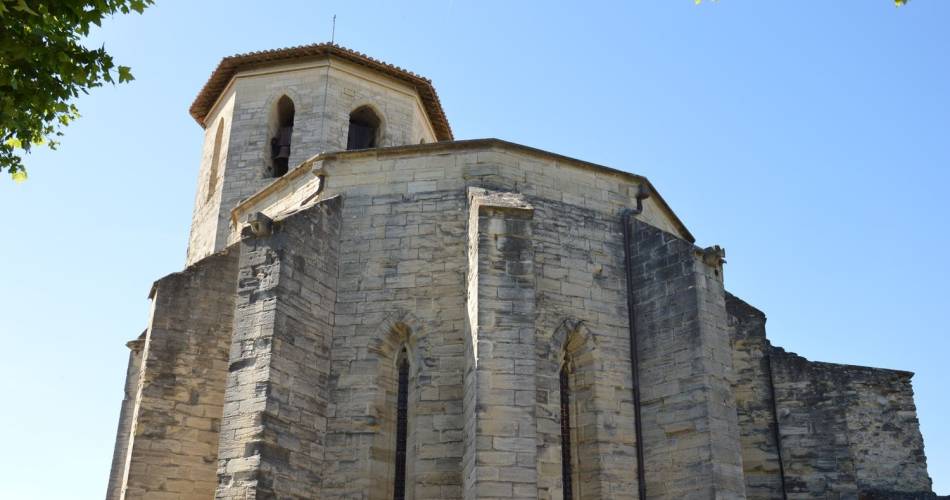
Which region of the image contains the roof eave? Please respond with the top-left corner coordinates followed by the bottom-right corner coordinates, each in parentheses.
top-left (188, 43), bottom-right (453, 141)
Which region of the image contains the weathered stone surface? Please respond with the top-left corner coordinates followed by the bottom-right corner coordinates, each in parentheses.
top-left (322, 186), bottom-right (467, 500)
top-left (106, 335), bottom-right (145, 500)
top-left (627, 219), bottom-right (746, 500)
top-left (727, 293), bottom-right (940, 500)
top-left (108, 45), bottom-right (942, 500)
top-left (771, 351), bottom-right (933, 499)
top-left (531, 197), bottom-right (640, 500)
top-left (116, 247), bottom-right (239, 500)
top-left (185, 56), bottom-right (441, 265)
top-left (465, 188), bottom-right (538, 500)
top-left (215, 196), bottom-right (341, 499)
top-left (727, 294), bottom-right (786, 499)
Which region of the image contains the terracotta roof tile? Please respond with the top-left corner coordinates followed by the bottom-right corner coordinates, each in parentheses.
top-left (189, 43), bottom-right (453, 141)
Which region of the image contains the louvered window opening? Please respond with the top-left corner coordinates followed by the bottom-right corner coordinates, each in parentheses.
top-left (560, 365), bottom-right (573, 500)
top-left (394, 354), bottom-right (410, 500)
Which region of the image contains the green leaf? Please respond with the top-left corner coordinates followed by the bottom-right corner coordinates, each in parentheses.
top-left (0, 0), bottom-right (154, 179)
top-left (117, 65), bottom-right (134, 83)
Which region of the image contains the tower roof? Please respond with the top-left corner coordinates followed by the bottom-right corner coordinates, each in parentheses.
top-left (189, 43), bottom-right (454, 141)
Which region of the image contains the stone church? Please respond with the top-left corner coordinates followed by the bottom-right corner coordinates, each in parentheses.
top-left (106, 43), bottom-right (939, 500)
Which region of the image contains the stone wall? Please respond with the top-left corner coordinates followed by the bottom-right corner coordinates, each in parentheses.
top-left (627, 219), bottom-right (746, 499)
top-left (230, 141), bottom-right (687, 250)
top-left (771, 351), bottom-right (933, 498)
top-left (118, 248), bottom-right (239, 500)
top-left (119, 114), bottom-right (941, 499)
top-left (322, 184), bottom-right (468, 499)
top-left (727, 294), bottom-right (785, 499)
top-left (464, 189), bottom-right (539, 499)
top-left (215, 196), bottom-right (342, 499)
top-left (106, 335), bottom-right (145, 500)
top-left (186, 91), bottom-right (235, 264)
top-left (530, 196), bottom-right (640, 499)
top-left (726, 292), bottom-right (936, 500)
top-left (186, 57), bottom-right (438, 265)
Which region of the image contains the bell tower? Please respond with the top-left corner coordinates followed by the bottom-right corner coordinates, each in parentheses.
top-left (184, 43), bottom-right (452, 265)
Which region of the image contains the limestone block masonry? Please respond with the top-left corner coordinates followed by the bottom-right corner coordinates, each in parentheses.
top-left (107, 43), bottom-right (943, 499)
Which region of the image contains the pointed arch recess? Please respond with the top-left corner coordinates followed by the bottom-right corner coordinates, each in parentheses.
top-left (540, 318), bottom-right (604, 500)
top-left (367, 310), bottom-right (424, 500)
top-left (206, 118), bottom-right (225, 201)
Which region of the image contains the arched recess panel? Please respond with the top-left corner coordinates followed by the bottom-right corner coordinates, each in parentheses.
top-left (206, 118), bottom-right (225, 201)
top-left (538, 319), bottom-right (605, 499)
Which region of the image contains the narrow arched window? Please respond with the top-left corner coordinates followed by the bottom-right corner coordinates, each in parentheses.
top-left (269, 96), bottom-right (295, 177)
top-left (206, 118), bottom-right (224, 201)
top-left (347, 106), bottom-right (381, 150)
top-left (394, 348), bottom-right (410, 500)
top-left (560, 363), bottom-right (574, 500)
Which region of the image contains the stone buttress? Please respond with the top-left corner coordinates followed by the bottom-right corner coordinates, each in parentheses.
top-left (215, 196), bottom-right (342, 499)
top-left (107, 44), bottom-right (939, 500)
top-left (109, 249), bottom-right (238, 500)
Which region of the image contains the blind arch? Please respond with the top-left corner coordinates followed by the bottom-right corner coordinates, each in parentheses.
top-left (206, 118), bottom-right (225, 201)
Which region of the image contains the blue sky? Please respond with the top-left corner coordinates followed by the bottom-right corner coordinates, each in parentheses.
top-left (0, 1), bottom-right (947, 497)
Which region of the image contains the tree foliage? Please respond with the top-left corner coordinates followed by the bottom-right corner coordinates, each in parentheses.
top-left (0, 0), bottom-right (153, 181)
